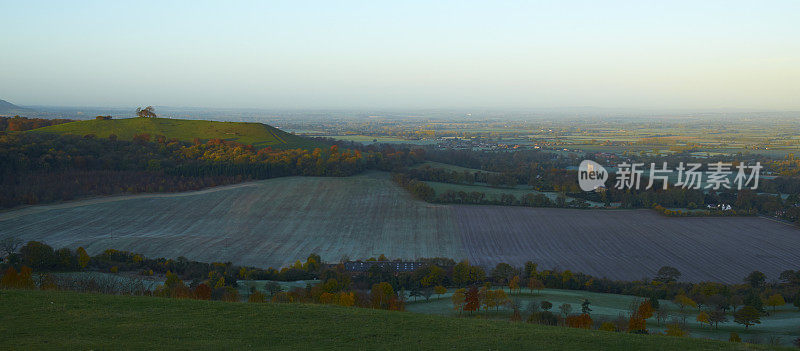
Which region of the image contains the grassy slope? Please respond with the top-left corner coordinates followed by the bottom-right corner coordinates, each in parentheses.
top-left (0, 290), bottom-right (773, 350)
top-left (28, 117), bottom-right (316, 149)
top-left (406, 288), bottom-right (800, 345)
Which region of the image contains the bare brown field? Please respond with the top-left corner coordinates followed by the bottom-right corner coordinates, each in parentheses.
top-left (1, 172), bottom-right (798, 283)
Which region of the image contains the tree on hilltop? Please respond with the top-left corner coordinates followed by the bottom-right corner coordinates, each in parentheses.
top-left (654, 266), bottom-right (681, 283)
top-left (136, 106), bottom-right (157, 118)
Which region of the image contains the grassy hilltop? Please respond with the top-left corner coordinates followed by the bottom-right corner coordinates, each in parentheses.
top-left (29, 117), bottom-right (316, 149)
top-left (0, 289), bottom-right (775, 350)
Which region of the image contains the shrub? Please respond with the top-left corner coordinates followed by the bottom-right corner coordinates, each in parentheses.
top-left (527, 311), bottom-right (559, 326)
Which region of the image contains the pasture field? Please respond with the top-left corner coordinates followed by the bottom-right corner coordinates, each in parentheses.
top-left (406, 287), bottom-right (800, 346)
top-left (322, 134), bottom-right (436, 145)
top-left (1, 172), bottom-right (799, 283)
top-left (0, 290), bottom-right (768, 350)
top-left (421, 180), bottom-right (608, 207)
top-left (28, 117), bottom-right (315, 148)
top-left (424, 180), bottom-right (590, 205)
top-left (410, 161), bottom-right (497, 174)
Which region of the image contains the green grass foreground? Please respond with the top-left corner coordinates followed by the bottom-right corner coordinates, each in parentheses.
top-left (28, 117), bottom-right (314, 148)
top-left (0, 290), bottom-right (778, 350)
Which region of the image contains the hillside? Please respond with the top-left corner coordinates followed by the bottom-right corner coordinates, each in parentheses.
top-left (0, 289), bottom-right (771, 350)
top-left (2, 172), bottom-right (799, 283)
top-left (28, 116), bottom-right (316, 149)
top-left (0, 99), bottom-right (32, 116)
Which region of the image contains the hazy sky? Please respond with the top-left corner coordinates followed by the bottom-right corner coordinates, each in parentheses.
top-left (1, 0), bottom-right (798, 110)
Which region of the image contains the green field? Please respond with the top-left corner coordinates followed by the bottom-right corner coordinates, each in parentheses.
top-left (324, 134), bottom-right (438, 145)
top-left (0, 289), bottom-right (778, 350)
top-left (411, 161), bottom-right (497, 174)
top-left (406, 287), bottom-right (800, 346)
top-left (29, 117), bottom-right (315, 148)
top-left (423, 180), bottom-right (608, 207)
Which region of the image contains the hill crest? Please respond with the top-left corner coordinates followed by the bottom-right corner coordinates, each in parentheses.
top-left (28, 117), bottom-right (315, 149)
top-left (0, 99), bottom-right (33, 116)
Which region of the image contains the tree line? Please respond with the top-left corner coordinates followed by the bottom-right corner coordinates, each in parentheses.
top-left (0, 132), bottom-right (423, 209)
top-left (4, 239), bottom-right (798, 330)
top-left (0, 116), bottom-right (73, 132)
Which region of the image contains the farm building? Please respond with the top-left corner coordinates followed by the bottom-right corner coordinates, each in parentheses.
top-left (343, 261), bottom-right (426, 273)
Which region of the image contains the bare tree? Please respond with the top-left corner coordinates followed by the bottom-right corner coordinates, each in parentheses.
top-left (0, 236), bottom-right (22, 259)
top-left (655, 305), bottom-right (669, 326)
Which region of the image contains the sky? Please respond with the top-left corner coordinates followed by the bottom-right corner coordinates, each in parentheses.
top-left (1, 0), bottom-right (799, 111)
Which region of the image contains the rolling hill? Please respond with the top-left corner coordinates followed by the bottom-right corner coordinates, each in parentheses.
top-left (0, 99), bottom-right (33, 116)
top-left (2, 172), bottom-right (799, 283)
top-left (28, 116), bottom-right (316, 149)
top-left (0, 289), bottom-right (771, 350)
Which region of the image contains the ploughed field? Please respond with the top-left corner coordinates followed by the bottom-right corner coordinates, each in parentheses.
top-left (1, 172), bottom-right (798, 283)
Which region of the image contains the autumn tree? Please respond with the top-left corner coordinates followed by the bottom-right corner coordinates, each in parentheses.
top-left (490, 262), bottom-right (517, 284)
top-left (482, 289), bottom-right (497, 310)
top-left (508, 275), bottom-right (520, 295)
top-left (628, 314), bottom-right (646, 334)
top-left (76, 247), bottom-right (90, 269)
top-left (696, 311), bottom-right (711, 328)
top-left (0, 267), bottom-right (19, 288)
top-left (599, 322), bottom-right (616, 332)
top-left (370, 282), bottom-right (395, 309)
top-left (157, 271), bottom-right (190, 298)
top-left (638, 300), bottom-right (653, 319)
top-left (337, 291), bottom-right (356, 307)
top-left (524, 261), bottom-right (538, 279)
top-left (434, 285), bottom-right (447, 299)
top-left (673, 294), bottom-right (696, 323)
top-left (453, 261), bottom-right (485, 287)
top-left (451, 288), bottom-right (466, 316)
top-left (193, 283), bottom-right (212, 300)
top-left (540, 300), bottom-right (553, 311)
top-left (766, 293), bottom-right (785, 313)
top-left (248, 290), bottom-right (267, 303)
top-left (729, 332), bottom-right (741, 343)
top-left (464, 286), bottom-right (481, 313)
top-left (420, 265), bottom-right (444, 287)
top-left (16, 266), bottom-right (36, 289)
top-left (733, 306), bottom-right (761, 329)
top-left (664, 323), bottom-right (688, 337)
top-left (566, 313), bottom-right (593, 329)
top-left (627, 300), bottom-right (653, 334)
top-left (494, 289), bottom-right (510, 310)
top-left (527, 277), bottom-right (544, 294)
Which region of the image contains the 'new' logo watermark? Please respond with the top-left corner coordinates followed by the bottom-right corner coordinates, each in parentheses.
top-left (578, 160), bottom-right (608, 191)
